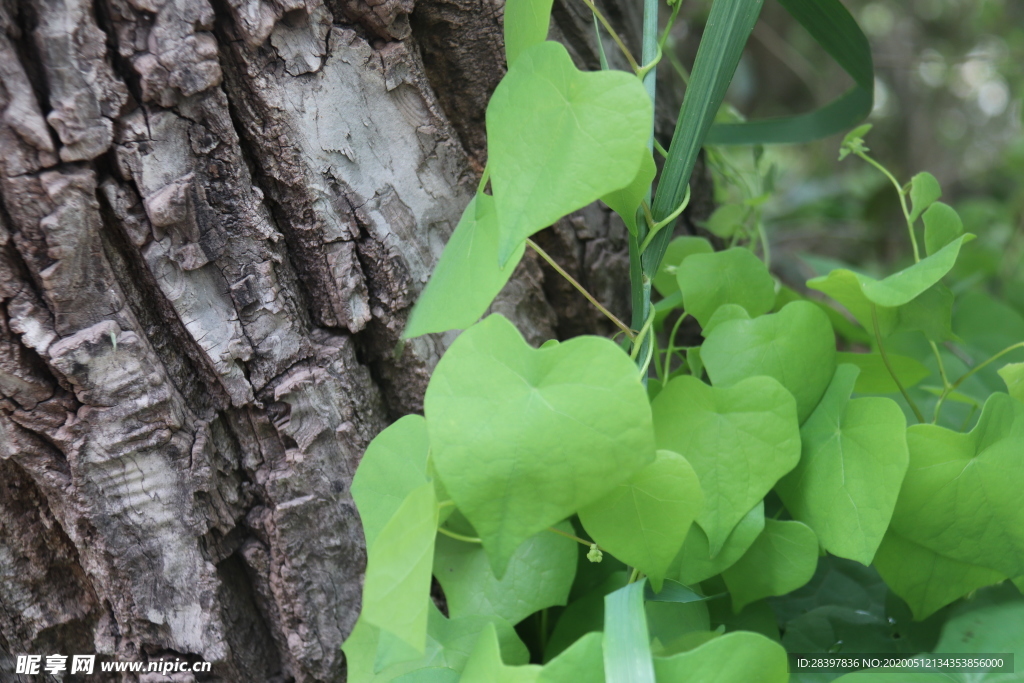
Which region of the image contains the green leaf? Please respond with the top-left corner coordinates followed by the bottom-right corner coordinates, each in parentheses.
top-left (392, 669), bottom-right (459, 683)
top-left (701, 301), bottom-right (837, 423)
top-left (352, 415), bottom-right (430, 549)
top-left (891, 284), bottom-right (957, 342)
top-left (873, 529), bottom-right (1006, 621)
top-left (722, 519), bottom-right (819, 611)
top-left (646, 579), bottom-right (712, 604)
top-left (653, 237), bottom-right (714, 297)
top-left (432, 521), bottom-right (577, 625)
top-left (647, 600), bottom-right (712, 657)
top-left (546, 571), bottom-right (628, 662)
top-left (923, 202), bottom-right (964, 257)
top-left (839, 123), bottom-right (872, 160)
top-left (836, 351), bottom-right (930, 395)
top-left (932, 600), bottom-right (1024, 679)
top-left (603, 580), bottom-right (655, 683)
top-left (676, 248), bottom-right (776, 328)
top-left (701, 204), bottom-right (747, 239)
top-left (361, 483), bottom-right (439, 656)
top-left (674, 502), bottom-right (765, 585)
top-left (403, 195), bottom-right (525, 339)
top-left (999, 363), bottom-right (1024, 402)
top-left (425, 315), bottom-right (655, 575)
top-left (538, 632), bottom-right (604, 683)
top-left (461, 623), bottom-right (541, 683)
top-left (769, 554), bottom-right (888, 625)
top-left (579, 450), bottom-right (703, 592)
top-left (601, 151), bottom-right (657, 236)
top-left (344, 607), bottom-right (529, 682)
top-left (776, 364), bottom-right (909, 564)
top-left (487, 42), bottom-right (652, 262)
top-left (652, 631), bottom-right (789, 683)
top-left (806, 235), bottom-right (973, 337)
top-left (652, 375), bottom-right (800, 556)
top-left (503, 0), bottom-right (554, 66)
top-left (701, 304), bottom-right (750, 337)
top-left (706, 0), bottom-right (873, 145)
top-left (888, 392), bottom-right (1024, 579)
top-left (644, 0), bottom-right (764, 278)
top-left (909, 172), bottom-right (942, 224)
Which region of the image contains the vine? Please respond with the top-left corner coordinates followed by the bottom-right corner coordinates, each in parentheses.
top-left (343, 1), bottom-right (1024, 681)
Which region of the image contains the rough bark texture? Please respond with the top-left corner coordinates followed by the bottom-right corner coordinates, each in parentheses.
top-left (0, 0), bottom-right (710, 678)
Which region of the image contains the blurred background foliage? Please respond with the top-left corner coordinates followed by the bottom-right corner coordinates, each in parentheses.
top-left (665, 0), bottom-right (1024, 313)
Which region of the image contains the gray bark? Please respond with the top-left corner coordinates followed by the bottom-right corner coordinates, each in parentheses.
top-left (0, 0), bottom-right (708, 678)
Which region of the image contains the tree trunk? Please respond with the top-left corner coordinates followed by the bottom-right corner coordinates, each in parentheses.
top-left (0, 0), bottom-right (707, 677)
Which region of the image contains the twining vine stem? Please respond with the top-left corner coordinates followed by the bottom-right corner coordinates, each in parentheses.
top-left (855, 150), bottom-right (921, 263)
top-left (526, 239), bottom-right (636, 339)
top-left (438, 527), bottom-right (482, 544)
top-left (933, 341), bottom-right (1024, 421)
top-left (578, 0), bottom-right (639, 72)
top-left (871, 305), bottom-right (925, 423)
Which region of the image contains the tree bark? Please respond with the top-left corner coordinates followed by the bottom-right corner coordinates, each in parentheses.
top-left (0, 0), bottom-right (708, 678)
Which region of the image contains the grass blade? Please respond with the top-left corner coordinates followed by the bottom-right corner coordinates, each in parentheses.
top-left (644, 0), bottom-right (764, 278)
top-left (603, 579), bottom-right (654, 683)
top-left (706, 0), bottom-right (874, 144)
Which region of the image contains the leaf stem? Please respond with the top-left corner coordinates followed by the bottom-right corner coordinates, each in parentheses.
top-left (934, 341), bottom-right (1024, 420)
top-left (639, 185), bottom-right (691, 253)
top-left (658, 0), bottom-right (685, 51)
top-left (630, 308), bottom-right (656, 361)
top-left (666, 311), bottom-right (690, 371)
top-left (527, 238), bottom-right (635, 339)
top-left (547, 526), bottom-right (604, 551)
top-left (438, 527), bottom-right (482, 544)
top-left (871, 305), bottom-right (924, 423)
top-left (579, 0), bottom-right (640, 73)
top-left (855, 151), bottom-right (920, 263)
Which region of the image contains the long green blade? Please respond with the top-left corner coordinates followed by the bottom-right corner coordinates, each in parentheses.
top-left (706, 0), bottom-right (873, 145)
top-left (603, 580), bottom-right (654, 683)
top-left (644, 0), bottom-right (764, 278)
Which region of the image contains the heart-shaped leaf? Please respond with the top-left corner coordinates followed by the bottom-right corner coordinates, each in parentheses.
top-left (676, 248), bottom-right (776, 328)
top-left (538, 632), bottom-right (604, 683)
top-left (461, 624), bottom-right (542, 683)
top-left (601, 151), bottom-right (656, 236)
top-left (403, 194), bottom-right (525, 339)
top-left (807, 235), bottom-right (973, 337)
top-left (836, 351), bottom-right (930, 394)
top-left (652, 631), bottom-right (789, 683)
top-left (344, 606), bottom-right (529, 682)
top-left (578, 450), bottom-right (704, 591)
top-left (487, 41), bottom-right (652, 262)
top-left (776, 364), bottom-right (909, 564)
top-left (433, 521), bottom-right (577, 625)
top-left (352, 415), bottom-right (430, 548)
top-left (722, 519), bottom-right (819, 611)
top-left (653, 237), bottom-right (713, 296)
top-left (425, 314), bottom-right (655, 575)
top-left (503, 0), bottom-right (555, 66)
top-left (909, 171), bottom-right (941, 224)
top-left (873, 529), bottom-right (1006, 621)
top-left (922, 202), bottom-right (963, 257)
top-left (1000, 363), bottom-right (1024, 402)
top-left (652, 375), bottom-right (800, 555)
top-left (701, 301), bottom-right (836, 423)
top-left (888, 392), bottom-right (1024, 578)
top-left (362, 483), bottom-right (439, 655)
top-left (674, 502), bottom-right (765, 586)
